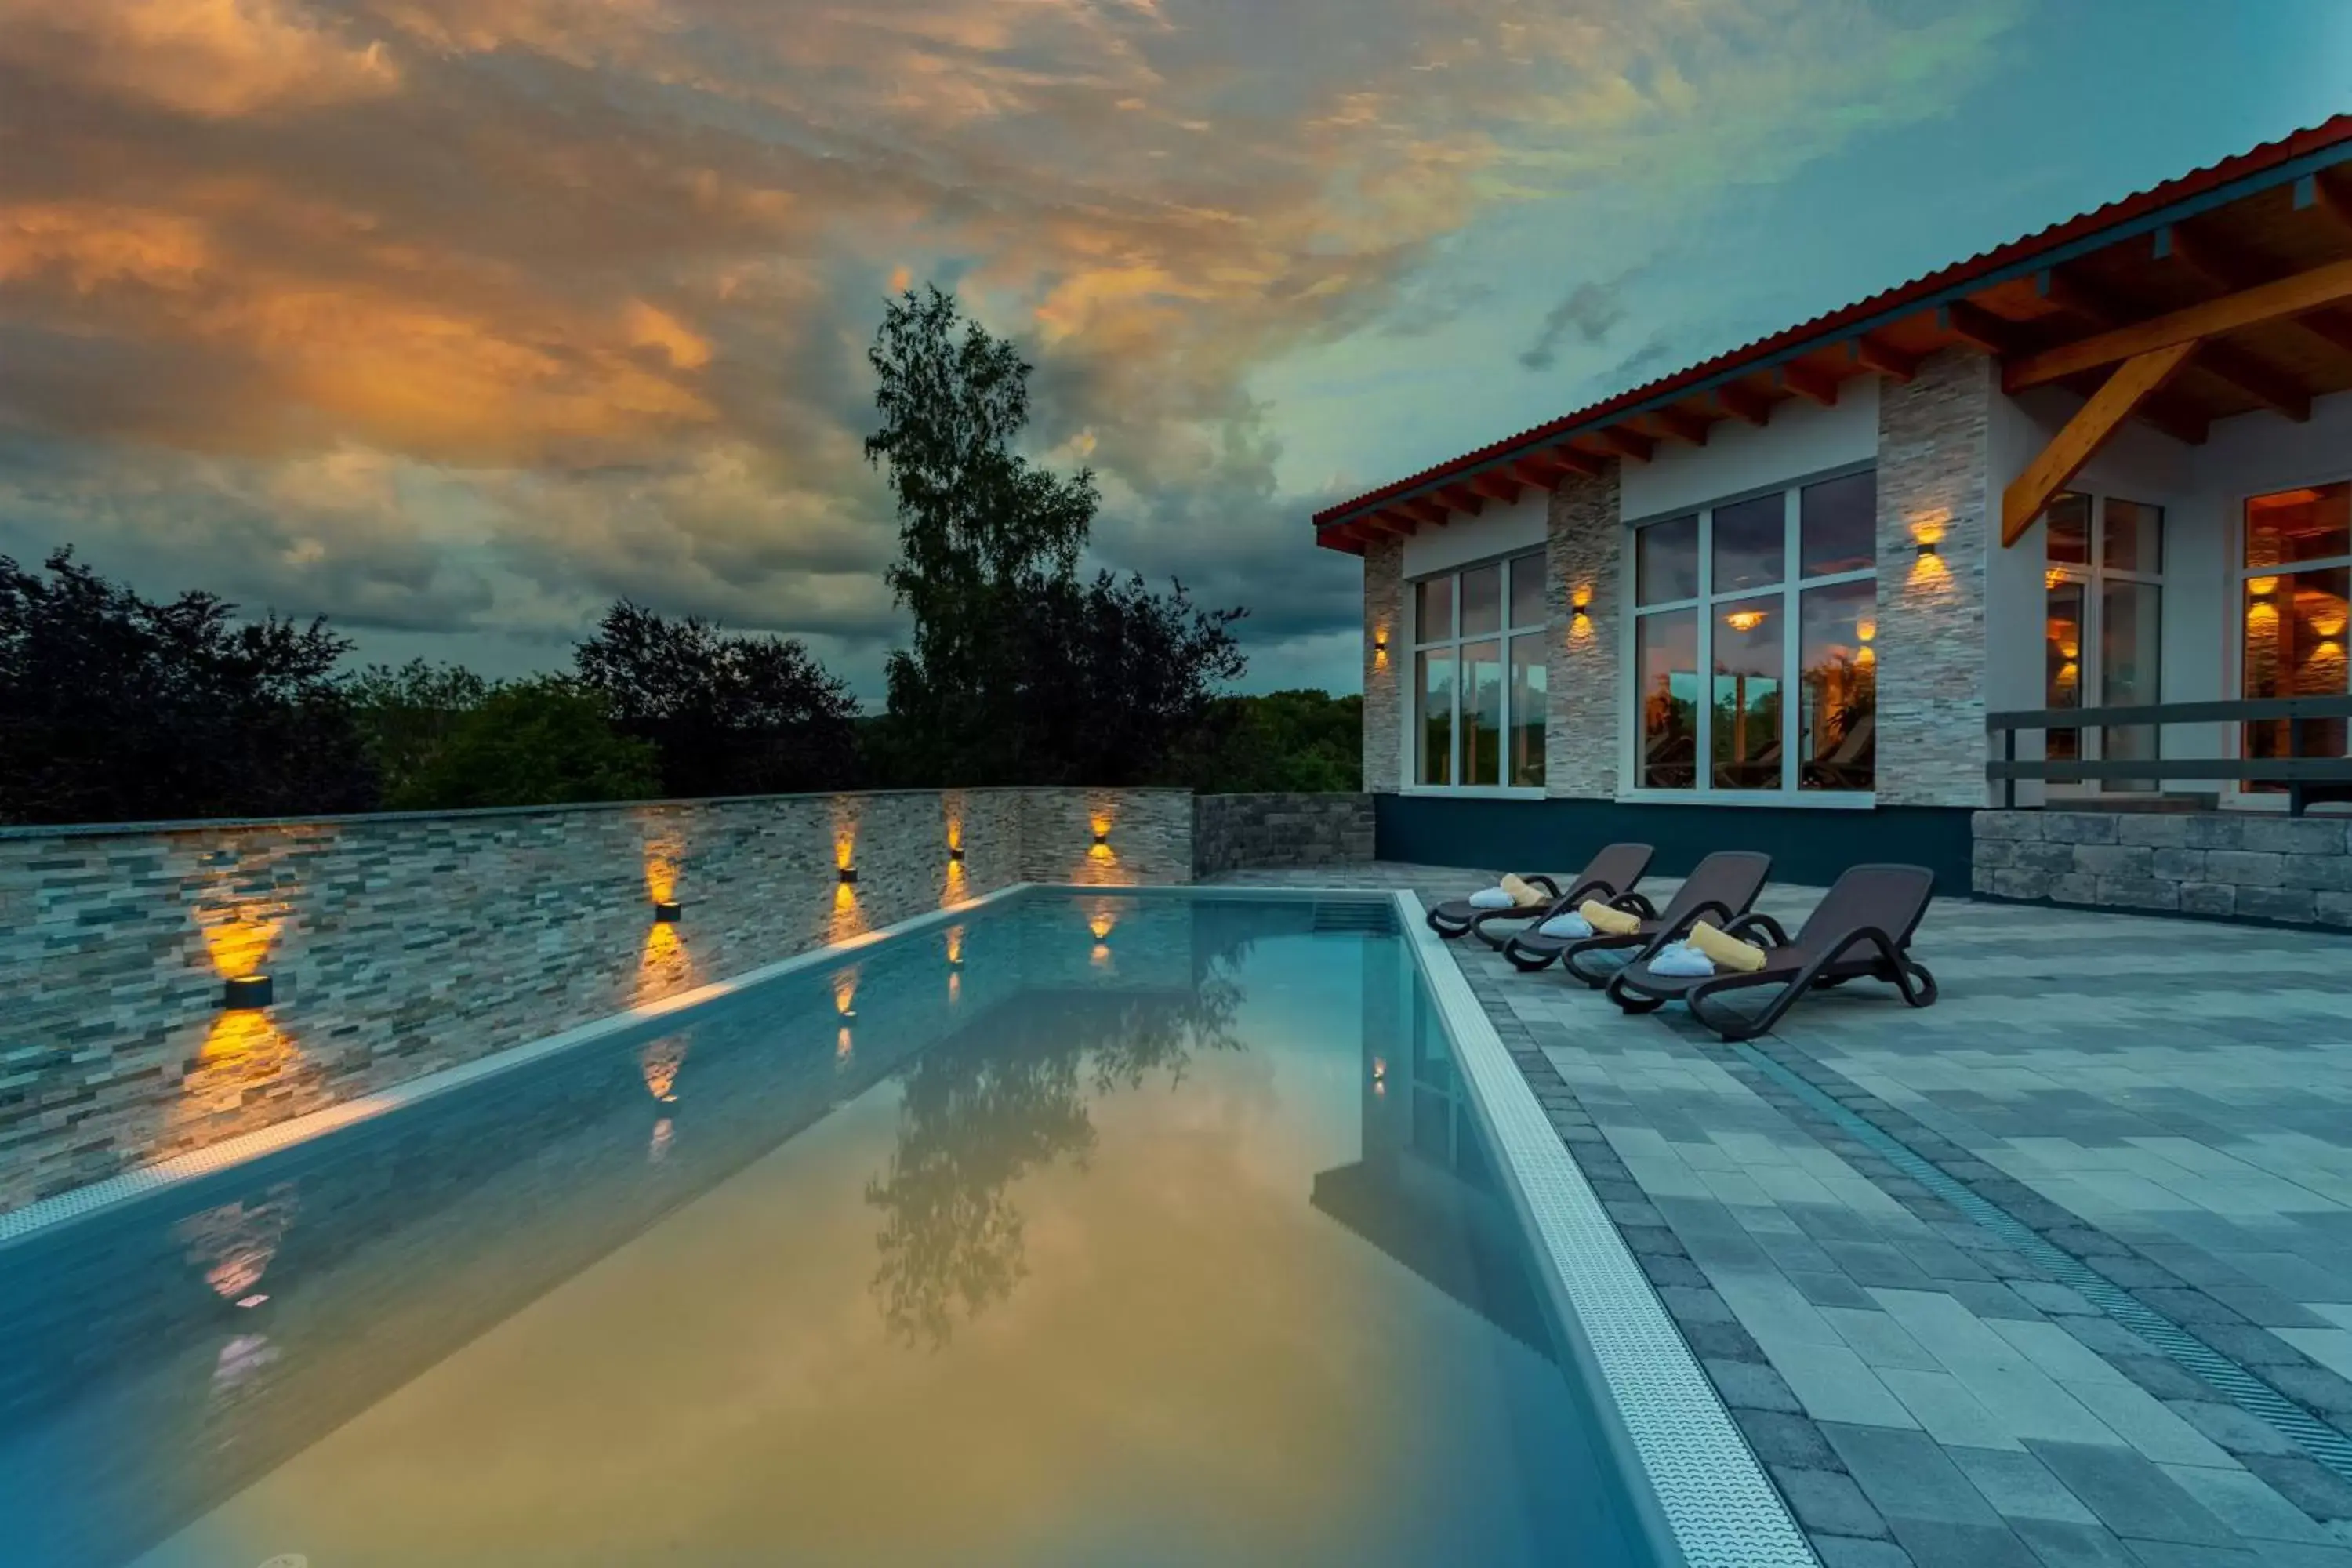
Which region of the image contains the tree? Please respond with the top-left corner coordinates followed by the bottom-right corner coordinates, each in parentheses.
top-left (345, 659), bottom-right (492, 805)
top-left (394, 677), bottom-right (659, 810)
top-left (863, 285), bottom-right (1244, 785)
top-left (574, 601), bottom-right (860, 797)
top-left (1171, 689), bottom-right (1365, 793)
top-left (0, 549), bottom-right (377, 825)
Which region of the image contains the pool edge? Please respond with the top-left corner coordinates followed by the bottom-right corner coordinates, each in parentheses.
top-left (0, 882), bottom-right (1038, 1250)
top-left (1394, 891), bottom-right (1818, 1568)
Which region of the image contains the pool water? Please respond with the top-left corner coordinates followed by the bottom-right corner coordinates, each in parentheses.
top-left (0, 891), bottom-right (1653, 1568)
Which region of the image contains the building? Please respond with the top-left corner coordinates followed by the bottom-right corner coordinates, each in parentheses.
top-left (1316, 116), bottom-right (2352, 920)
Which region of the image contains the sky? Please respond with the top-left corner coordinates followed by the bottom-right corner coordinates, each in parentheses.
top-left (0, 1), bottom-right (2346, 704)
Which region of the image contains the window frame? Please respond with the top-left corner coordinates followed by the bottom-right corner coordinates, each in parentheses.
top-left (2042, 491), bottom-right (2167, 799)
top-left (2230, 472), bottom-right (2352, 805)
top-left (1617, 462), bottom-right (1880, 808)
top-left (1403, 547), bottom-right (1549, 797)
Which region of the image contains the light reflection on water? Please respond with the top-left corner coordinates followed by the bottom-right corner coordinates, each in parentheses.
top-left (0, 894), bottom-right (1650, 1568)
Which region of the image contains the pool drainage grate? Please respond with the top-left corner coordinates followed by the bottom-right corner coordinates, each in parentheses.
top-left (1731, 1042), bottom-right (2352, 1486)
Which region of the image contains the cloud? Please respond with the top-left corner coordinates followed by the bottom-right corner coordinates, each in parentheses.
top-left (0, 0), bottom-right (2033, 695)
top-left (1519, 277), bottom-right (1632, 372)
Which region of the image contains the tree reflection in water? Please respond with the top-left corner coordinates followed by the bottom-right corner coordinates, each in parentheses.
top-left (866, 971), bottom-right (1246, 1348)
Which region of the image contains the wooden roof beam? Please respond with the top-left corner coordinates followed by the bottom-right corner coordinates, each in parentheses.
top-left (2042, 264), bottom-right (2311, 422)
top-left (1465, 470), bottom-right (1524, 506)
top-left (2005, 256), bottom-right (2352, 391)
top-left (1940, 299), bottom-right (2024, 354)
top-left (1850, 334), bottom-right (1921, 382)
top-left (1654, 406), bottom-right (1713, 446)
top-left (2002, 341), bottom-right (2199, 544)
top-left (1715, 382), bottom-right (1771, 426)
top-left (1595, 426), bottom-right (1655, 463)
top-left (1358, 511), bottom-right (1413, 537)
top-left (1510, 445), bottom-right (1602, 487)
top-left (1434, 482), bottom-right (1485, 517)
top-left (1778, 361), bottom-right (1840, 407)
top-left (1401, 497), bottom-right (1451, 528)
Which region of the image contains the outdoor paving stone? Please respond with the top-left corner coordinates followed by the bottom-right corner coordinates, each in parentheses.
top-left (1733, 1406), bottom-right (1841, 1469)
top-left (1943, 1280), bottom-right (2048, 1321)
top-left (2010, 1518), bottom-right (2146, 1567)
top-left (1639, 1253), bottom-right (1707, 1289)
top-left (2162, 1398), bottom-right (2306, 1457)
top-left (2013, 1280), bottom-right (2102, 1317)
top-left (2026, 1441), bottom-right (2240, 1547)
top-left (1885, 1518), bottom-right (2043, 1568)
top-left (2118, 1542), bottom-right (2264, 1567)
top-left (1827, 1241), bottom-right (1942, 1290)
top-left (1821, 1422), bottom-right (2005, 1525)
top-left (1811, 1535), bottom-right (1918, 1568)
top-left (1790, 1269), bottom-right (1881, 1309)
top-left (2266, 1361), bottom-right (2352, 1417)
top-left (1878, 1368), bottom-right (2027, 1450)
top-left (2239, 1454), bottom-right (2352, 1522)
top-left (1771, 1464), bottom-right (1895, 1538)
top-left (1773, 1341), bottom-right (1924, 1428)
top-left (2161, 1462), bottom-right (2346, 1544)
top-left (1706, 1356), bottom-right (1804, 1414)
top-left (1947, 1446), bottom-right (2102, 1525)
top-left (1820, 1307), bottom-right (1947, 1372)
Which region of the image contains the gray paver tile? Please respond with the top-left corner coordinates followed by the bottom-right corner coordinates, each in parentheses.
top-left (1820, 1422), bottom-right (2003, 1525)
top-left (1886, 1518), bottom-right (2042, 1567)
top-left (1947, 1446), bottom-right (2101, 1525)
top-left (1772, 1341), bottom-right (1923, 1428)
top-left (2160, 1462), bottom-right (2342, 1544)
top-left (2026, 1441), bottom-right (2239, 1548)
top-left (2010, 1518), bottom-right (2144, 1566)
top-left (1879, 1368), bottom-right (2027, 1451)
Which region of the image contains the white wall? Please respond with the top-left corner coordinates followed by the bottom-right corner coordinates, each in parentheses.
top-left (1619, 378), bottom-right (1879, 522)
top-left (1399, 488), bottom-right (1548, 581)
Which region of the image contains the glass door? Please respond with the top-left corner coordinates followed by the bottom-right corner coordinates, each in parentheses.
top-left (2044, 493), bottom-right (2165, 794)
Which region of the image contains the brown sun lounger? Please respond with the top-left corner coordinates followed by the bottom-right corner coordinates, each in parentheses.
top-left (1604, 863), bottom-right (1937, 1042)
top-left (1425, 843), bottom-right (1654, 943)
top-left (1503, 851), bottom-right (1773, 987)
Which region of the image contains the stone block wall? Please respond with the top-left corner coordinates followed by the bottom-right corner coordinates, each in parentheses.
top-left (1974, 810), bottom-right (2352, 925)
top-left (1877, 350), bottom-right (1991, 807)
top-left (0, 786), bottom-right (1192, 1212)
top-left (1546, 463), bottom-right (1622, 797)
top-left (1192, 793), bottom-right (1375, 877)
top-left (1362, 535), bottom-right (1403, 792)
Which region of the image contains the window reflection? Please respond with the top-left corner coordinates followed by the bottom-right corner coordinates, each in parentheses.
top-left (2100, 579), bottom-right (2161, 789)
top-left (1636, 610), bottom-right (1697, 789)
top-left (1508, 555), bottom-right (1545, 630)
top-left (2045, 580), bottom-right (2085, 780)
top-left (2243, 568), bottom-right (2350, 785)
top-left (1508, 634), bottom-right (1545, 789)
top-left (1460, 564), bottom-right (1501, 638)
top-left (1417, 650), bottom-right (1454, 786)
top-left (1415, 576), bottom-right (1454, 642)
top-left (1711, 494), bottom-right (1785, 594)
top-left (1461, 639), bottom-right (1503, 786)
top-left (1637, 515), bottom-right (1699, 604)
top-left (2046, 492), bottom-right (2090, 565)
top-left (1800, 471), bottom-right (1877, 577)
top-left (1798, 580), bottom-right (1875, 791)
top-left (1712, 597), bottom-right (1780, 790)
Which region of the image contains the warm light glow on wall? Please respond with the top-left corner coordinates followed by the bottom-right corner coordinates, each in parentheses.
top-left (201, 911), bottom-right (281, 982)
top-left (1372, 626), bottom-right (1390, 667)
top-left (171, 1011), bottom-right (306, 1153)
top-left (640, 1034), bottom-right (687, 1104)
top-left (633, 920), bottom-right (695, 1006)
top-left (643, 845), bottom-right (681, 906)
top-left (1857, 646), bottom-right (1876, 667)
top-left (1857, 618), bottom-right (1876, 644)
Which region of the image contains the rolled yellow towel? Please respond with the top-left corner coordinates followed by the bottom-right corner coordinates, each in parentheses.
top-left (1577, 899), bottom-right (1643, 937)
top-left (1686, 920), bottom-right (1769, 973)
top-left (1498, 873), bottom-right (1548, 908)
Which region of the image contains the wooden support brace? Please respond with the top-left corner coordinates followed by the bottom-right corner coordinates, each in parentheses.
top-left (2005, 256), bottom-right (2352, 390)
top-left (2000, 340), bottom-right (2198, 546)
top-left (1715, 383), bottom-right (1771, 426)
top-left (1597, 426), bottom-right (1654, 463)
top-left (1466, 470), bottom-right (1524, 506)
top-left (1779, 361), bottom-right (1840, 407)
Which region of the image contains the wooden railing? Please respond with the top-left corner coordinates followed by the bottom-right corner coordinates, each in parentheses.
top-left (1985, 695), bottom-right (2352, 816)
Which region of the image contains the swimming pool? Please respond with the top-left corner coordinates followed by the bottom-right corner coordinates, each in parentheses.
top-left (1, 889), bottom-right (1664, 1567)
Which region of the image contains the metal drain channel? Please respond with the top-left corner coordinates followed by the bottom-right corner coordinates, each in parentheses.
top-left (1730, 1043), bottom-right (2352, 1486)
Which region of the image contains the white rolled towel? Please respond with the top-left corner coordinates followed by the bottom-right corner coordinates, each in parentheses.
top-left (1648, 942), bottom-right (1717, 978)
top-left (1467, 887), bottom-right (1517, 910)
top-left (1537, 912), bottom-right (1595, 939)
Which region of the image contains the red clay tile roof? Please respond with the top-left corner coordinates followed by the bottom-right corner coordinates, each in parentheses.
top-left (1314, 114), bottom-right (2352, 533)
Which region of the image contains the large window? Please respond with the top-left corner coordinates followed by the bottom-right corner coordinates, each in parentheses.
top-left (2241, 481), bottom-right (2350, 796)
top-left (1412, 553), bottom-right (1546, 789)
top-left (1628, 470), bottom-right (1877, 797)
top-left (2044, 492), bottom-right (2165, 793)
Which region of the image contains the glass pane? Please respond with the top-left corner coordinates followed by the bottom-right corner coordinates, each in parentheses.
top-left (1461, 564), bottom-right (1501, 639)
top-left (1414, 576), bottom-right (1453, 643)
top-left (1800, 471), bottom-right (1877, 578)
top-left (2100, 579), bottom-right (2161, 790)
top-left (1508, 554), bottom-right (1545, 630)
top-left (1635, 516), bottom-right (1699, 605)
top-left (1508, 633), bottom-right (1546, 789)
top-left (2046, 581), bottom-right (2085, 779)
top-left (2243, 567), bottom-right (2351, 789)
top-left (1711, 595), bottom-right (1783, 790)
top-left (2102, 499), bottom-right (2163, 575)
top-left (1712, 494), bottom-right (1786, 595)
top-left (1416, 651), bottom-right (1454, 785)
top-left (1462, 639), bottom-right (1503, 786)
top-left (1798, 579), bottom-right (1876, 793)
top-left (2046, 492), bottom-right (2090, 565)
top-left (1634, 610), bottom-right (1697, 789)
top-left (2245, 483), bottom-right (2351, 570)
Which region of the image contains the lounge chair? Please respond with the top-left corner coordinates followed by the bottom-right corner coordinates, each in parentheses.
top-left (1503, 851), bottom-right (1773, 986)
top-left (1604, 863), bottom-right (1937, 1042)
top-left (1425, 843), bottom-right (1655, 943)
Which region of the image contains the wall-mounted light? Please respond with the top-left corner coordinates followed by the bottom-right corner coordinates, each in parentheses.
top-left (221, 975), bottom-right (274, 1010)
top-left (1374, 631), bottom-right (1388, 655)
top-left (652, 900), bottom-right (682, 924)
top-left (838, 866), bottom-right (858, 886)
top-left (1916, 537), bottom-right (1940, 559)
top-left (948, 844), bottom-right (965, 863)
top-left (1092, 827), bottom-right (1109, 847)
